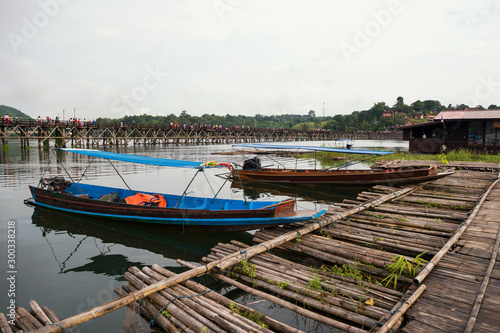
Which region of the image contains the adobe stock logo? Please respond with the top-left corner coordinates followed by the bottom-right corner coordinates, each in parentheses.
top-left (110, 65), bottom-right (168, 115)
top-left (463, 75), bottom-right (499, 107)
top-left (340, 0), bottom-right (404, 63)
top-left (7, 0), bottom-right (71, 54)
top-left (213, 0), bottom-right (244, 21)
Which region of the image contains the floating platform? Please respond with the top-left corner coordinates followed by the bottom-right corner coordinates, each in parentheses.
top-left (3, 166), bottom-right (499, 332)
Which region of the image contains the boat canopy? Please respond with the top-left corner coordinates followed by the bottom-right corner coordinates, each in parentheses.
top-left (232, 144), bottom-right (395, 156)
top-left (59, 148), bottom-right (218, 169)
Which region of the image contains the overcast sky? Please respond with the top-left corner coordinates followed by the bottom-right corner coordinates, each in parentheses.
top-left (1, 0), bottom-right (499, 120)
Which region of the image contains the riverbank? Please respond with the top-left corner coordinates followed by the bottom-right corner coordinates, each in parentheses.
top-left (302, 148), bottom-right (500, 164)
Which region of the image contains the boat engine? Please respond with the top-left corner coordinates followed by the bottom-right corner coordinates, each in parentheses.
top-left (41, 176), bottom-right (72, 193)
top-left (243, 157), bottom-right (262, 171)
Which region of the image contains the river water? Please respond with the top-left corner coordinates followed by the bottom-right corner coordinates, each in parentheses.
top-left (0, 139), bottom-right (407, 332)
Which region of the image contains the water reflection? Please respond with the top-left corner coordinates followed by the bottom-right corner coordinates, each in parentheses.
top-left (233, 180), bottom-right (366, 203)
top-left (1, 140), bottom-right (409, 332)
top-left (31, 206), bottom-right (254, 276)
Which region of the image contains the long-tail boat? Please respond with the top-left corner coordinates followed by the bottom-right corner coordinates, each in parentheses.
top-left (230, 143), bottom-right (454, 186)
top-left (25, 149), bottom-right (325, 231)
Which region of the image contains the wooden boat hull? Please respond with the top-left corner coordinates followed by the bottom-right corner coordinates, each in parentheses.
top-left (26, 185), bottom-right (324, 232)
top-left (231, 167), bottom-right (454, 185)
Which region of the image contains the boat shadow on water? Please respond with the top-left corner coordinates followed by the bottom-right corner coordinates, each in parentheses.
top-left (232, 180), bottom-right (369, 204)
top-left (30, 206), bottom-right (255, 276)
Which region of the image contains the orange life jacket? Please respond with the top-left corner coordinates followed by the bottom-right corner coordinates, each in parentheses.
top-left (125, 193), bottom-right (167, 207)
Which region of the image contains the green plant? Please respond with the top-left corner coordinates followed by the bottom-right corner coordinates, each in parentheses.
top-left (229, 302), bottom-right (269, 328)
top-left (418, 200), bottom-right (442, 209)
top-left (318, 230), bottom-right (332, 238)
top-left (396, 215), bottom-right (407, 222)
top-left (161, 310), bottom-right (171, 319)
top-left (276, 281), bottom-right (289, 289)
top-left (229, 301), bottom-right (240, 314)
top-left (450, 204), bottom-right (469, 211)
top-left (330, 263), bottom-right (364, 281)
top-left (382, 253), bottom-right (428, 289)
top-left (308, 276), bottom-right (322, 290)
top-left (308, 267), bottom-right (323, 290)
top-left (238, 260), bottom-right (257, 278)
top-left (242, 310), bottom-right (268, 328)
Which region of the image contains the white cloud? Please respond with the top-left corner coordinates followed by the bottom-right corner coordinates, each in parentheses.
top-left (0, 0), bottom-right (499, 119)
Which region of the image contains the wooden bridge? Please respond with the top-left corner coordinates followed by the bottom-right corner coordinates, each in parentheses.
top-left (0, 120), bottom-right (402, 148)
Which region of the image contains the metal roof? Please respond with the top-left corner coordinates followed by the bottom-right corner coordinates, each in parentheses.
top-left (435, 109), bottom-right (500, 120)
top-left (397, 121), bottom-right (443, 130)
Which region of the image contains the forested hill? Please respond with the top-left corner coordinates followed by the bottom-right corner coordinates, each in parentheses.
top-left (97, 97), bottom-right (499, 132)
top-left (0, 105), bottom-right (32, 119)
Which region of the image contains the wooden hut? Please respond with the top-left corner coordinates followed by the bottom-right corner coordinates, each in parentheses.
top-left (399, 109), bottom-right (500, 153)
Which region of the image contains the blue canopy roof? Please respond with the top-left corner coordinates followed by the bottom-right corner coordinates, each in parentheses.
top-left (59, 149), bottom-right (204, 169)
top-left (232, 143), bottom-right (395, 156)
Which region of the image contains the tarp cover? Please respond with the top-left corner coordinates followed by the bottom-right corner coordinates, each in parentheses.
top-left (59, 149), bottom-right (204, 168)
top-left (233, 143), bottom-right (395, 156)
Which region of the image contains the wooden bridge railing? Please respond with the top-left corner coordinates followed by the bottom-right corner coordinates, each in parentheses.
top-left (0, 120), bottom-right (402, 148)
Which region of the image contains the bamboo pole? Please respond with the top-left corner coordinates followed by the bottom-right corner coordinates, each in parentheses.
top-left (207, 243), bottom-right (391, 317)
top-left (180, 260), bottom-right (371, 333)
top-left (0, 313), bottom-right (13, 333)
top-left (15, 309), bottom-right (36, 331)
top-left (16, 307), bottom-right (43, 330)
top-left (128, 267), bottom-right (255, 333)
top-left (31, 186), bottom-right (413, 333)
top-left (209, 243), bottom-right (387, 318)
top-left (41, 307), bottom-right (59, 323)
top-left (223, 240), bottom-right (403, 306)
top-left (414, 177), bottom-right (500, 284)
top-left (121, 284), bottom-right (190, 333)
top-left (218, 187), bottom-right (414, 272)
top-left (149, 264), bottom-right (305, 333)
top-left (114, 287), bottom-right (180, 333)
top-left (251, 233), bottom-right (414, 285)
top-left (124, 271), bottom-right (213, 333)
top-left (334, 220), bottom-right (447, 247)
top-left (376, 284), bottom-right (427, 333)
top-left (464, 222), bottom-right (500, 333)
top-left (31, 259), bottom-right (220, 333)
top-left (369, 205), bottom-right (467, 221)
top-left (29, 301), bottom-right (52, 326)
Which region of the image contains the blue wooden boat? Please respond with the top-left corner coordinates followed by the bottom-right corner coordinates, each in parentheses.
top-left (25, 149), bottom-right (325, 231)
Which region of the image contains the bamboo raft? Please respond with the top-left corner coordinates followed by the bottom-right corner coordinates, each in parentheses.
top-left (4, 167), bottom-right (499, 332)
top-left (0, 301), bottom-right (61, 333)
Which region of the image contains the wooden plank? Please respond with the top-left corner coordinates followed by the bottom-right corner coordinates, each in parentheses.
top-left (402, 320), bottom-right (448, 333)
top-left (402, 306), bottom-right (466, 332)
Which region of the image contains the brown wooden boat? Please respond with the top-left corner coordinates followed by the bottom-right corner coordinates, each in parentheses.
top-left (231, 166), bottom-right (454, 186)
